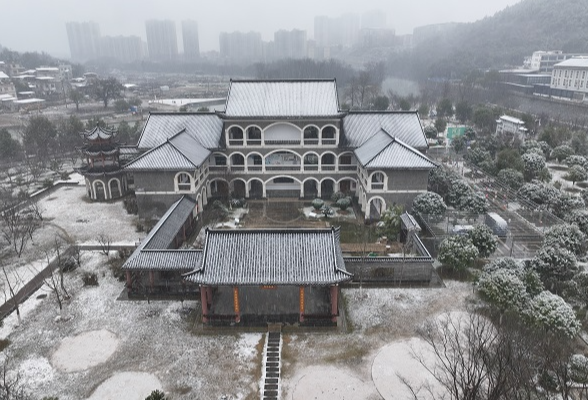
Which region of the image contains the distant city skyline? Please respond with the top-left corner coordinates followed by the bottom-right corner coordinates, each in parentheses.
top-left (0, 0), bottom-right (522, 59)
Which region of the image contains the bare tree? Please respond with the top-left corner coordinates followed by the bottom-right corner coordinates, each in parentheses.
top-left (0, 201), bottom-right (40, 258)
top-left (0, 359), bottom-right (33, 400)
top-left (42, 238), bottom-right (71, 313)
top-left (97, 234), bottom-right (112, 256)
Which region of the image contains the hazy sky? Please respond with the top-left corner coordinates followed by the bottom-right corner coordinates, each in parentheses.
top-left (1, 0), bottom-right (522, 58)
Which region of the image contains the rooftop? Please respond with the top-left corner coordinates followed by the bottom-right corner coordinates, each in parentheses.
top-left (184, 228), bottom-right (352, 286)
top-left (137, 113), bottom-right (223, 150)
top-left (223, 79), bottom-right (340, 118)
top-left (554, 58), bottom-right (588, 68)
top-left (81, 125), bottom-right (118, 141)
top-left (342, 111), bottom-right (428, 149)
top-left (354, 129), bottom-right (437, 170)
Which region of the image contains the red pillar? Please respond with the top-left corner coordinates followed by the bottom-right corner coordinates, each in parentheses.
top-left (200, 286), bottom-right (209, 323)
top-left (149, 271), bottom-right (155, 291)
top-left (330, 285), bottom-right (339, 323)
top-left (233, 286), bottom-right (240, 323)
top-left (206, 286), bottom-right (213, 305)
top-left (126, 271), bottom-right (132, 290)
top-left (299, 286), bottom-right (305, 323)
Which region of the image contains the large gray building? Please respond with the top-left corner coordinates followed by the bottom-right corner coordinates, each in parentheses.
top-left (100, 35), bottom-right (144, 63)
top-left (219, 31), bottom-right (262, 62)
top-left (182, 20), bottom-right (200, 60)
top-left (65, 21), bottom-right (101, 61)
top-left (123, 79), bottom-right (436, 220)
top-left (145, 20), bottom-right (178, 61)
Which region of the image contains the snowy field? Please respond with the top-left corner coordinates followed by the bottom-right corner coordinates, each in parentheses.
top-left (1, 247), bottom-right (473, 399)
top-left (281, 281), bottom-right (473, 399)
top-left (0, 182), bottom-right (145, 301)
top-left (0, 182), bottom-right (478, 399)
top-left (3, 252), bottom-right (262, 400)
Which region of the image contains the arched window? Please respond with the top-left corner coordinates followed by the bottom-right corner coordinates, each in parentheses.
top-left (303, 126), bottom-right (319, 144)
top-left (371, 172), bottom-right (385, 190)
top-left (177, 172), bottom-right (192, 192)
top-left (247, 126), bottom-right (262, 142)
top-left (229, 126), bottom-right (244, 139)
top-left (321, 126), bottom-right (336, 144)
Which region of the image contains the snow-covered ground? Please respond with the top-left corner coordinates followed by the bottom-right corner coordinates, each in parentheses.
top-left (281, 281), bottom-right (474, 399)
top-left (5, 252), bottom-right (261, 399)
top-left (0, 184), bottom-right (146, 303)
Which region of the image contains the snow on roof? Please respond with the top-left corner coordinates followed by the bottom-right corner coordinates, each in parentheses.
top-left (555, 58), bottom-right (588, 68)
top-left (223, 79), bottom-right (340, 117)
top-left (498, 115), bottom-right (525, 124)
top-left (354, 129), bottom-right (437, 170)
top-left (123, 249), bottom-right (202, 271)
top-left (0, 71), bottom-right (8, 79)
top-left (82, 125), bottom-right (117, 140)
top-left (184, 228), bottom-right (352, 286)
top-left (14, 98), bottom-right (45, 104)
top-left (126, 131), bottom-right (210, 171)
top-left (137, 113), bottom-right (223, 150)
top-left (342, 111), bottom-right (428, 149)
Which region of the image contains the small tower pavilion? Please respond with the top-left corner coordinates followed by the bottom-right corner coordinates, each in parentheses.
top-left (79, 125), bottom-right (128, 201)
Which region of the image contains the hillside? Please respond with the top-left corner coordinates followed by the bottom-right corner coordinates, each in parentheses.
top-left (390, 0), bottom-right (588, 79)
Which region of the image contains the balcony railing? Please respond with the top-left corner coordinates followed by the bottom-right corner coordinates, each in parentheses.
top-left (371, 183), bottom-right (384, 190)
top-left (304, 139), bottom-right (319, 145)
top-left (209, 165), bottom-right (228, 173)
top-left (248, 166), bottom-right (263, 172)
top-left (304, 165), bottom-right (319, 171)
top-left (339, 165), bottom-right (357, 171)
top-left (265, 140), bottom-right (301, 145)
top-left (321, 165), bottom-right (336, 171)
top-left (265, 165), bottom-right (301, 172)
top-left (321, 139), bottom-right (336, 145)
top-left (229, 140), bottom-right (244, 146)
top-left (247, 140), bottom-right (262, 146)
top-left (231, 166), bottom-right (246, 172)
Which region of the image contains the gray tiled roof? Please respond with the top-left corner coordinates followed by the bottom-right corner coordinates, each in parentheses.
top-left (224, 80), bottom-right (340, 117)
top-left (143, 196), bottom-right (197, 250)
top-left (342, 111), bottom-right (427, 149)
top-left (137, 113), bottom-right (223, 150)
top-left (125, 132), bottom-right (210, 171)
top-left (122, 196), bottom-right (197, 271)
top-left (400, 212), bottom-right (421, 232)
top-left (123, 250), bottom-right (202, 271)
top-left (184, 228), bottom-right (353, 285)
top-left (355, 129), bottom-right (437, 170)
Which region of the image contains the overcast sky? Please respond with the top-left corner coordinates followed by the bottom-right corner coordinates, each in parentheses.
top-left (1, 0), bottom-right (522, 58)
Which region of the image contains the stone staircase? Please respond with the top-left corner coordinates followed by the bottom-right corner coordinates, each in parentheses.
top-left (261, 325), bottom-right (282, 399)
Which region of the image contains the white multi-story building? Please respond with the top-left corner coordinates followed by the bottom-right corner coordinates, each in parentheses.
top-left (550, 57), bottom-right (588, 100)
top-left (495, 115), bottom-right (527, 139)
top-left (528, 51), bottom-right (586, 74)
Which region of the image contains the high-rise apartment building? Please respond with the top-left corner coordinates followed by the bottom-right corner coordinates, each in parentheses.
top-left (274, 29), bottom-right (307, 60)
top-left (313, 14), bottom-right (359, 48)
top-left (219, 31), bottom-right (262, 62)
top-left (182, 20), bottom-right (200, 60)
top-left (145, 20), bottom-right (178, 61)
top-left (66, 21), bottom-right (101, 61)
top-left (101, 36), bottom-right (144, 63)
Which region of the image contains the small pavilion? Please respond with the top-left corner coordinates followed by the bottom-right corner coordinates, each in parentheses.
top-left (184, 227), bottom-right (353, 326)
top-left (78, 125), bottom-right (128, 201)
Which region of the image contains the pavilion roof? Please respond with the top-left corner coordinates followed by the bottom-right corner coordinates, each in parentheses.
top-left (184, 228), bottom-right (352, 286)
top-left (81, 125), bottom-right (117, 141)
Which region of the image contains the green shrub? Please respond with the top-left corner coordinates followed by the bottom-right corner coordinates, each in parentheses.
top-left (82, 272), bottom-right (98, 286)
top-left (42, 178), bottom-right (54, 189)
top-left (311, 198), bottom-right (324, 210)
top-left (336, 197), bottom-right (351, 210)
top-left (331, 191), bottom-right (346, 202)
